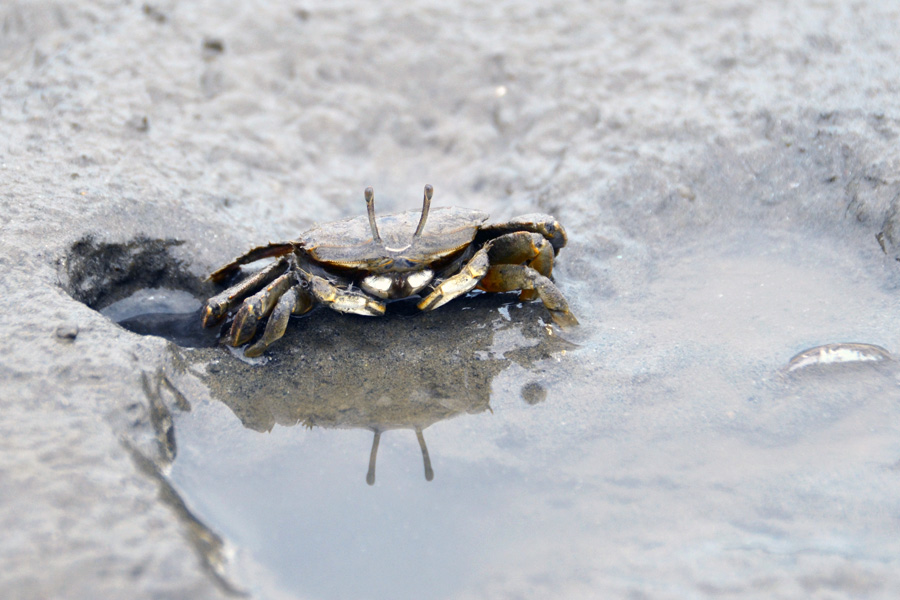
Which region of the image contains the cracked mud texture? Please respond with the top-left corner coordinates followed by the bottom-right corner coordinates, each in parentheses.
top-left (3, 1), bottom-right (900, 599)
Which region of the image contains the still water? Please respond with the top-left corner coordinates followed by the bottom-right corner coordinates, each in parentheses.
top-left (165, 225), bottom-right (900, 599)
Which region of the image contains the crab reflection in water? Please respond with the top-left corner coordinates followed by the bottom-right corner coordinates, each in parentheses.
top-left (197, 294), bottom-right (576, 484)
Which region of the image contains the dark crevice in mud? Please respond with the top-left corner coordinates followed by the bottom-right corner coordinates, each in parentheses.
top-left (60, 235), bottom-right (219, 348)
top-left (124, 441), bottom-right (247, 598)
top-left (62, 236), bottom-right (201, 308)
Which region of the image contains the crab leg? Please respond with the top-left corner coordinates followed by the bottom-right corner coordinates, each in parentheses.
top-left (202, 257), bottom-right (289, 327)
top-left (305, 273), bottom-right (386, 316)
top-left (229, 272), bottom-right (299, 345)
top-left (417, 246), bottom-right (491, 311)
top-left (486, 231), bottom-right (555, 300)
top-left (207, 242), bottom-right (295, 283)
top-left (244, 284), bottom-right (314, 358)
top-left (478, 263), bottom-right (578, 327)
top-left (520, 238), bottom-right (554, 300)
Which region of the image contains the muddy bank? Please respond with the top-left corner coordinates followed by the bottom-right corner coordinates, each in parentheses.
top-left (2, 1), bottom-right (900, 598)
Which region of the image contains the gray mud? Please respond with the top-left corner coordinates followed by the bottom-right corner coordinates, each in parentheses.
top-left (3, 1), bottom-right (900, 599)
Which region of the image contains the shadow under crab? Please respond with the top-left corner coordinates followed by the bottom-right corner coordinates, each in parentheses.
top-left (201, 185), bottom-right (577, 356)
top-left (194, 294), bottom-right (577, 484)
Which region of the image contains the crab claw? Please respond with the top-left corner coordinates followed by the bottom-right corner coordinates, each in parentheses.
top-left (309, 275), bottom-right (386, 316)
top-left (418, 247), bottom-right (491, 311)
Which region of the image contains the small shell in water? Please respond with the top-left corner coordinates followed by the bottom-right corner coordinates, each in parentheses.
top-left (785, 343), bottom-right (893, 373)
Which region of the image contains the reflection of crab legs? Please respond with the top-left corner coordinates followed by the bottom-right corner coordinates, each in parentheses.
top-left (366, 428), bottom-right (434, 485)
top-left (418, 231), bottom-right (577, 325)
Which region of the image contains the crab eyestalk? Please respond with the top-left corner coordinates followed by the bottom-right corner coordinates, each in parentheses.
top-left (365, 186), bottom-right (382, 243)
top-left (413, 184), bottom-right (433, 238)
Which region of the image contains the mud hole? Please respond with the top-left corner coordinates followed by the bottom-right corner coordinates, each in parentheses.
top-left (62, 236), bottom-right (199, 308)
top-left (60, 236), bottom-right (219, 347)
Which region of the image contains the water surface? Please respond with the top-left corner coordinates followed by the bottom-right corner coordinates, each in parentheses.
top-left (169, 224), bottom-right (900, 598)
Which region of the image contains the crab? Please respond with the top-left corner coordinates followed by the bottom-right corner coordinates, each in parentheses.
top-left (201, 185), bottom-right (577, 356)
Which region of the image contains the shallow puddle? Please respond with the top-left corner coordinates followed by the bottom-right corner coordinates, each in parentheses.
top-left (166, 225), bottom-right (900, 598)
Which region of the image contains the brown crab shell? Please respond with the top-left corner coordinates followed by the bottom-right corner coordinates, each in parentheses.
top-left (299, 207), bottom-right (489, 272)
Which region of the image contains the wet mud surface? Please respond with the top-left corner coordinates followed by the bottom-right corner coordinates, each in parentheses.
top-left (3, 1), bottom-right (900, 599)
